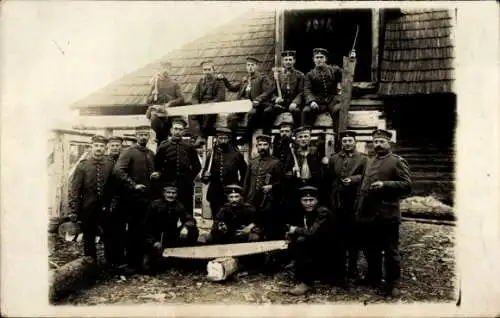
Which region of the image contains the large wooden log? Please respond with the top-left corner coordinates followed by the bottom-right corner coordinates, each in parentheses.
top-left (49, 256), bottom-right (100, 302)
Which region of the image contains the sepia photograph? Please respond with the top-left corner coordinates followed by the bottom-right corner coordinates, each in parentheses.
top-left (1, 1), bottom-right (499, 317)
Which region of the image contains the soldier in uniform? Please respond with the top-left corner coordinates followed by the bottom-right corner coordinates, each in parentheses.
top-left (221, 56), bottom-right (273, 145)
top-left (68, 135), bottom-right (115, 261)
top-left (146, 61), bottom-right (185, 147)
top-left (191, 60), bottom-right (226, 148)
top-left (355, 129), bottom-right (412, 297)
top-left (141, 182), bottom-right (199, 275)
top-left (243, 134), bottom-right (283, 240)
top-left (210, 184), bottom-right (263, 244)
top-left (201, 127), bottom-right (247, 217)
top-left (271, 120), bottom-right (294, 166)
top-left (153, 118), bottom-right (202, 215)
top-left (284, 186), bottom-right (338, 296)
top-left (327, 130), bottom-right (368, 281)
top-left (107, 136), bottom-right (123, 163)
top-left (303, 48), bottom-right (343, 127)
top-left (114, 125), bottom-right (156, 271)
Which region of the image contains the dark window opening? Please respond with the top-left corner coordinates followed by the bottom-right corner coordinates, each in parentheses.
top-left (284, 9), bottom-right (373, 82)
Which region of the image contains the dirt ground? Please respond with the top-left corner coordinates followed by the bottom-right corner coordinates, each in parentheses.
top-left (52, 221), bottom-right (456, 305)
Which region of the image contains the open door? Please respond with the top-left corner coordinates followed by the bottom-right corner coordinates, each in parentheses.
top-left (283, 9), bottom-right (372, 82)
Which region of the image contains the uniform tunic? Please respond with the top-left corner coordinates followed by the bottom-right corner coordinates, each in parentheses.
top-left (210, 202), bottom-right (262, 244)
top-left (202, 145), bottom-right (247, 215)
top-left (155, 138), bottom-right (202, 214)
top-left (191, 75), bottom-right (226, 137)
top-left (355, 151), bottom-right (412, 285)
top-left (271, 69), bottom-right (305, 126)
top-left (68, 156), bottom-right (115, 258)
top-left (146, 75), bottom-right (185, 106)
top-left (272, 135), bottom-right (293, 167)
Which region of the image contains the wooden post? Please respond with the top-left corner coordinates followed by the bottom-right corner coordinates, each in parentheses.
top-left (60, 134), bottom-right (72, 216)
top-left (338, 55), bottom-right (357, 133)
top-left (371, 9), bottom-right (380, 83)
top-left (201, 137), bottom-right (213, 219)
top-left (274, 10), bottom-right (284, 66)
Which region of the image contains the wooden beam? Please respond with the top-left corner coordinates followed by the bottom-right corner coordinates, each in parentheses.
top-left (275, 9), bottom-right (284, 66)
top-left (338, 56), bottom-right (357, 132)
top-left (371, 9), bottom-right (380, 83)
top-left (165, 100), bottom-right (252, 116)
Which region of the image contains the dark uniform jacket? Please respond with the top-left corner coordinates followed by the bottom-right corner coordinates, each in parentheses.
top-left (272, 135), bottom-right (293, 167)
top-left (154, 138), bottom-right (202, 184)
top-left (146, 76), bottom-right (185, 106)
top-left (289, 205), bottom-right (336, 245)
top-left (223, 73), bottom-right (272, 107)
top-left (243, 154), bottom-right (282, 207)
top-left (284, 145), bottom-right (324, 189)
top-left (202, 145), bottom-right (247, 202)
top-left (213, 202), bottom-right (263, 236)
top-left (271, 68), bottom-right (305, 106)
top-left (192, 75), bottom-right (226, 104)
top-left (304, 64), bottom-right (342, 106)
top-left (114, 144), bottom-right (155, 192)
top-left (328, 151), bottom-right (368, 213)
top-left (355, 152), bottom-right (412, 223)
top-left (142, 199), bottom-right (196, 246)
top-left (68, 156), bottom-right (115, 222)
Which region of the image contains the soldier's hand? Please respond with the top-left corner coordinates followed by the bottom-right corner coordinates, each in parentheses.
top-left (289, 226), bottom-right (297, 234)
top-left (217, 222), bottom-right (228, 233)
top-left (292, 166), bottom-right (300, 175)
top-left (342, 177), bottom-right (352, 186)
top-left (179, 227), bottom-right (188, 238)
top-left (135, 184), bottom-right (147, 191)
top-left (370, 181), bottom-right (384, 191)
top-left (262, 184), bottom-right (273, 193)
top-left (289, 103), bottom-right (298, 111)
top-left (252, 101), bottom-right (259, 108)
top-left (322, 157), bottom-right (329, 165)
top-left (150, 172), bottom-right (161, 180)
top-left (68, 213), bottom-right (78, 222)
top-left (216, 73), bottom-right (225, 80)
top-left (310, 101), bottom-right (319, 110)
top-left (153, 242), bottom-right (162, 250)
top-left (275, 97), bottom-right (284, 104)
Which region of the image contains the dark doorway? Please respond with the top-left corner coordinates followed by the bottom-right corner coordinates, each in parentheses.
top-left (284, 9), bottom-right (373, 82)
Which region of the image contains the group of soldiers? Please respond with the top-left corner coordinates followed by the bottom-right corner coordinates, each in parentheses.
top-left (146, 47), bottom-right (343, 148)
top-left (68, 119), bottom-right (411, 297)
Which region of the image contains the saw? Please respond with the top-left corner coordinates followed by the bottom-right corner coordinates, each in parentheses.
top-left (162, 240), bottom-right (288, 259)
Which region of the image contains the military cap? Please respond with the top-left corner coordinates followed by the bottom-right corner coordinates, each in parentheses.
top-left (281, 50), bottom-right (296, 58)
top-left (298, 186), bottom-right (319, 198)
top-left (246, 56), bottom-right (262, 64)
top-left (313, 48), bottom-right (329, 56)
top-left (225, 184), bottom-right (243, 194)
top-left (108, 136), bottom-right (123, 143)
top-left (171, 117), bottom-right (188, 127)
top-left (338, 130), bottom-right (357, 139)
top-left (255, 134), bottom-right (272, 143)
top-left (135, 125), bottom-right (151, 132)
top-left (200, 60), bottom-right (214, 67)
top-left (294, 125), bottom-right (312, 135)
top-left (215, 127), bottom-right (232, 136)
top-left (279, 120), bottom-right (294, 128)
top-left (163, 181), bottom-right (178, 191)
top-left (123, 135), bottom-right (137, 142)
top-left (91, 134), bottom-right (108, 144)
top-left (372, 129), bottom-right (393, 140)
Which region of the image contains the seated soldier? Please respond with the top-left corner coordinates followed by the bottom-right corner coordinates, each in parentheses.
top-left (141, 182), bottom-right (199, 275)
top-left (210, 184), bottom-right (262, 244)
top-left (285, 186), bottom-right (342, 296)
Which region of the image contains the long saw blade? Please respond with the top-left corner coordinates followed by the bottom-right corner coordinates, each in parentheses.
top-left (162, 240), bottom-right (288, 259)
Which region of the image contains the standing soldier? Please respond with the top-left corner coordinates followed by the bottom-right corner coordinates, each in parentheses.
top-left (271, 120), bottom-right (294, 166)
top-left (327, 130), bottom-right (367, 281)
top-left (220, 56), bottom-right (273, 145)
top-left (201, 127), bottom-right (247, 217)
top-left (107, 136), bottom-right (123, 163)
top-left (191, 60), bottom-right (226, 148)
top-left (114, 126), bottom-right (156, 272)
top-left (141, 182), bottom-right (199, 275)
top-left (68, 135), bottom-right (114, 262)
top-left (284, 186), bottom-right (337, 296)
top-left (303, 48), bottom-right (343, 127)
top-left (146, 61), bottom-right (185, 147)
top-left (210, 185), bottom-right (262, 244)
top-left (271, 51), bottom-right (304, 127)
top-left (355, 129), bottom-right (412, 297)
top-left (243, 134), bottom-right (283, 240)
top-left (154, 118), bottom-right (202, 215)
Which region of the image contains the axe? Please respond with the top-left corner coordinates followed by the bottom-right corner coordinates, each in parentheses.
top-left (203, 139), bottom-right (217, 179)
top-left (289, 143), bottom-right (301, 178)
top-left (162, 240), bottom-right (288, 259)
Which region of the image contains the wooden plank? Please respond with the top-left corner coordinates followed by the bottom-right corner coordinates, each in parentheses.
top-left (371, 9), bottom-right (380, 83)
top-left (338, 56), bottom-right (357, 132)
top-left (348, 110), bottom-right (382, 128)
top-left (201, 137), bottom-right (213, 219)
top-left (166, 100), bottom-right (252, 116)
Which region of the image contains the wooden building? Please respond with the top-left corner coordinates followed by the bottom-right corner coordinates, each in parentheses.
top-left (50, 8), bottom-right (456, 218)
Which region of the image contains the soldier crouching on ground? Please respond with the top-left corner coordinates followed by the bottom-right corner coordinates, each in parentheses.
top-left (68, 135), bottom-right (115, 262)
top-left (355, 129), bottom-right (412, 298)
top-left (209, 184), bottom-right (262, 244)
top-left (284, 186), bottom-right (339, 296)
top-left (141, 182), bottom-right (199, 275)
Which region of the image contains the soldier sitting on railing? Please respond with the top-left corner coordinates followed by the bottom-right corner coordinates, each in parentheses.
top-left (218, 56), bottom-right (273, 145)
top-left (303, 48), bottom-right (343, 127)
top-left (146, 61), bottom-right (185, 147)
top-left (190, 60), bottom-right (226, 148)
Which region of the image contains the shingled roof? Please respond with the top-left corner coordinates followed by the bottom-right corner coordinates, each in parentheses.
top-left (70, 10), bottom-right (276, 109)
top-left (378, 9), bottom-right (455, 96)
